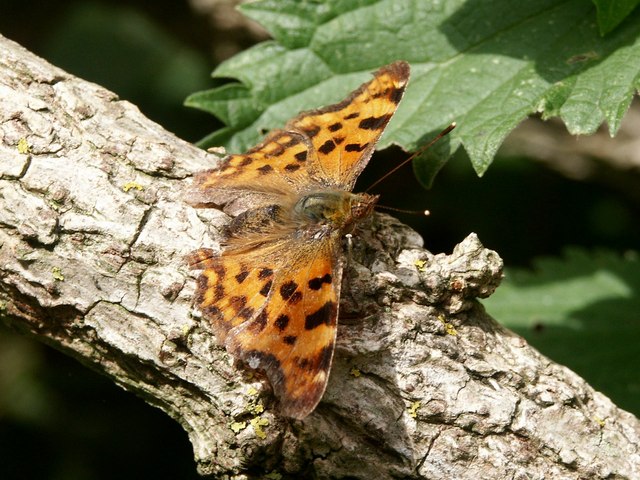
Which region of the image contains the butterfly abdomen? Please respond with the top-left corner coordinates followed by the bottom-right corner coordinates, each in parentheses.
top-left (225, 204), bottom-right (284, 238)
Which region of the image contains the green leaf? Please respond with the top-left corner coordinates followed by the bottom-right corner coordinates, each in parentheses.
top-left (187, 0), bottom-right (640, 180)
top-left (186, 83), bottom-right (258, 127)
top-left (240, 0), bottom-right (336, 49)
top-left (482, 248), bottom-right (640, 416)
top-left (592, 0), bottom-right (640, 35)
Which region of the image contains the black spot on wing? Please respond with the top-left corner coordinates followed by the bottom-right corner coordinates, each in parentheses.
top-left (283, 335), bottom-right (297, 345)
top-left (285, 163), bottom-right (301, 172)
top-left (305, 301), bottom-right (336, 330)
top-left (345, 142), bottom-right (368, 152)
top-left (390, 86), bottom-right (404, 104)
top-left (288, 291), bottom-right (303, 305)
top-left (229, 295), bottom-right (247, 311)
top-left (282, 136), bottom-right (301, 148)
top-left (202, 305), bottom-right (222, 320)
top-left (302, 125), bottom-right (321, 138)
top-left (257, 164), bottom-right (274, 174)
top-left (267, 143), bottom-right (285, 156)
top-left (250, 309), bottom-right (268, 333)
top-left (295, 151), bottom-right (307, 162)
top-left (230, 295), bottom-right (255, 320)
top-left (280, 281), bottom-right (298, 300)
top-left (259, 280), bottom-right (273, 297)
top-left (196, 275), bottom-right (208, 292)
top-left (258, 268), bottom-right (273, 279)
top-left (296, 357), bottom-right (312, 370)
top-left (317, 344), bottom-right (333, 372)
top-left (344, 112), bottom-right (359, 120)
top-left (275, 314), bottom-right (290, 331)
top-left (328, 122), bottom-right (342, 132)
top-left (308, 273), bottom-right (332, 290)
top-left (214, 283), bottom-right (225, 301)
top-left (358, 114), bottom-right (393, 130)
top-left (318, 139), bottom-right (336, 155)
top-left (212, 262), bottom-right (226, 279)
top-left (295, 344), bottom-right (333, 372)
top-left (235, 270), bottom-right (249, 284)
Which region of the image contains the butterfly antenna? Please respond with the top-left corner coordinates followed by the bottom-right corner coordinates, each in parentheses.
top-left (375, 205), bottom-right (431, 216)
top-left (365, 122), bottom-right (456, 193)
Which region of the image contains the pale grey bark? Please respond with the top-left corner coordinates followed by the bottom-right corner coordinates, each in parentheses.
top-left (1, 34), bottom-right (639, 479)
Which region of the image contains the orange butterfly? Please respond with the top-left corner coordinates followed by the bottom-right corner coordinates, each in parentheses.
top-left (188, 61), bottom-right (410, 419)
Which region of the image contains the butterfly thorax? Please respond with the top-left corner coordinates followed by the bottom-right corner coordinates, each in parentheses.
top-left (293, 190), bottom-right (378, 234)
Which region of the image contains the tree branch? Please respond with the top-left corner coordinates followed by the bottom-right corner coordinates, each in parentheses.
top-left (1, 35), bottom-right (639, 479)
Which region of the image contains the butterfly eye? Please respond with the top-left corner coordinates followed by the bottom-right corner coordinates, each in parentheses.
top-left (350, 193), bottom-right (378, 219)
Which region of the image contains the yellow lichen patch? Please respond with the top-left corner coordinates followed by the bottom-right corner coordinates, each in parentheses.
top-left (414, 259), bottom-right (427, 271)
top-left (243, 386), bottom-right (265, 415)
top-left (249, 402), bottom-right (264, 415)
top-left (52, 267), bottom-right (64, 281)
top-left (408, 401), bottom-right (421, 418)
top-left (438, 315), bottom-right (457, 336)
top-left (122, 181), bottom-right (143, 192)
top-left (350, 367), bottom-right (361, 378)
top-left (594, 416), bottom-right (606, 427)
top-left (17, 138), bottom-right (31, 154)
top-left (229, 421), bottom-right (247, 433)
top-left (250, 417), bottom-right (269, 439)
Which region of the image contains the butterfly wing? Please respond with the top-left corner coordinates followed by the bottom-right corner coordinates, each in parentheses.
top-left (286, 61), bottom-right (409, 190)
top-left (189, 62), bottom-right (410, 419)
top-left (190, 130), bottom-right (320, 215)
top-left (189, 234), bottom-right (342, 419)
top-left (190, 62), bottom-right (409, 213)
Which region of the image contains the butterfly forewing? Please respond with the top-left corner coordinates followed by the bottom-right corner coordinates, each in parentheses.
top-left (190, 131), bottom-right (316, 214)
top-left (287, 61), bottom-right (409, 189)
top-left (191, 62), bottom-right (409, 210)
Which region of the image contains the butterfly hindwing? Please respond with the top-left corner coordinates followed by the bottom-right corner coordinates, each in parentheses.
top-left (227, 241), bottom-right (341, 419)
top-left (190, 236), bottom-right (341, 420)
top-left (188, 247), bottom-right (274, 343)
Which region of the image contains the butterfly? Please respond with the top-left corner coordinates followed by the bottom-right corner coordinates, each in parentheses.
top-left (188, 61), bottom-right (410, 419)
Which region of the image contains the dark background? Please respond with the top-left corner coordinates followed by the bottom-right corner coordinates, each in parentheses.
top-left (1, 1), bottom-right (638, 478)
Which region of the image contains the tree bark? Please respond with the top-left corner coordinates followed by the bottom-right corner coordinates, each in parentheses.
top-left (1, 34), bottom-right (639, 479)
